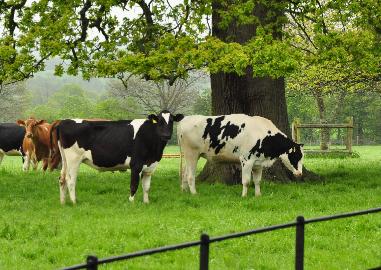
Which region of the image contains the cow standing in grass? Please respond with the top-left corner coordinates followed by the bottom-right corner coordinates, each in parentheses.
top-left (54, 111), bottom-right (184, 204)
top-left (0, 123), bottom-right (25, 166)
top-left (177, 114), bottom-right (304, 197)
top-left (17, 118), bottom-right (53, 171)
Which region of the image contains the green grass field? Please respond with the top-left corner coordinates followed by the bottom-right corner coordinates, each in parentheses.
top-left (0, 146), bottom-right (380, 269)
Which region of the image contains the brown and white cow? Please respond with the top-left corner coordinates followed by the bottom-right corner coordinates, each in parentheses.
top-left (177, 114), bottom-right (304, 197)
top-left (17, 118), bottom-right (53, 171)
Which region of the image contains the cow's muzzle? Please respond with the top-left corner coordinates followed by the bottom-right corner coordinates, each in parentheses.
top-left (293, 171), bottom-right (302, 177)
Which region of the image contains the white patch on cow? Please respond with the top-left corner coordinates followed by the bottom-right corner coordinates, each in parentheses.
top-left (4, 149), bottom-right (22, 156)
top-left (72, 119), bottom-right (84, 123)
top-left (162, 113), bottom-right (170, 124)
top-left (141, 162), bottom-right (158, 203)
top-left (130, 119), bottom-right (146, 139)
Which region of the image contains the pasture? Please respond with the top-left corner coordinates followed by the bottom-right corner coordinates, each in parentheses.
top-left (0, 146), bottom-right (380, 269)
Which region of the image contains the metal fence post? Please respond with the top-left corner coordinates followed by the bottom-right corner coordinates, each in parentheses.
top-left (200, 233), bottom-right (210, 270)
top-left (87, 255), bottom-right (98, 270)
top-left (295, 216), bottom-right (305, 270)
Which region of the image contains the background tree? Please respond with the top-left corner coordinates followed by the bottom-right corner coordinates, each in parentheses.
top-left (0, 82), bottom-right (30, 122)
top-left (108, 74), bottom-right (200, 114)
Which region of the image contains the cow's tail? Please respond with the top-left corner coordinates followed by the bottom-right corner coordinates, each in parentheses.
top-left (49, 120), bottom-right (61, 171)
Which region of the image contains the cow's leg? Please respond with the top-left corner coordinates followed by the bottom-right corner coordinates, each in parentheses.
top-left (252, 166), bottom-right (263, 197)
top-left (23, 153), bottom-right (30, 171)
top-left (181, 163), bottom-right (188, 192)
top-left (58, 143), bottom-right (68, 204)
top-left (141, 163), bottom-right (157, 203)
top-left (129, 163), bottom-right (143, 202)
top-left (185, 152), bottom-right (199, 194)
top-left (66, 158), bottom-right (81, 204)
top-left (42, 158), bottom-right (49, 172)
top-left (241, 160), bottom-right (254, 197)
top-left (141, 172), bottom-right (152, 203)
top-left (32, 158), bottom-right (38, 170)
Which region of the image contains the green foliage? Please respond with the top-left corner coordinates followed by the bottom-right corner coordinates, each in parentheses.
top-left (0, 146), bottom-right (380, 269)
top-left (1, 0), bottom-right (379, 86)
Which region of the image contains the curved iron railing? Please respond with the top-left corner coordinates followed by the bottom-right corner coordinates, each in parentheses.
top-left (61, 206), bottom-right (381, 270)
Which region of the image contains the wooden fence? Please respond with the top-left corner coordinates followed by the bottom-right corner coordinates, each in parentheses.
top-left (292, 117), bottom-right (354, 154)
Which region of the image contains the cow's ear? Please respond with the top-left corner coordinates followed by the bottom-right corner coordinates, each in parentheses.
top-left (17, 120), bottom-right (25, 126)
top-left (148, 114), bottom-right (159, 123)
top-left (36, 120), bottom-right (47, 125)
top-left (173, 114), bottom-right (184, 122)
top-left (298, 143), bottom-right (304, 147)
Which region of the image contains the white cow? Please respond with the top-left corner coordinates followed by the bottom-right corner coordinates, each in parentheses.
top-left (177, 114), bottom-right (304, 197)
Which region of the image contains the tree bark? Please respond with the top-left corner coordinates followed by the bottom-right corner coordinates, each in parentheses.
top-left (313, 90), bottom-right (330, 150)
top-left (198, 1), bottom-right (318, 184)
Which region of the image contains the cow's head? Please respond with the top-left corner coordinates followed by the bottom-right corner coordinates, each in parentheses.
top-left (17, 118), bottom-right (47, 139)
top-left (279, 143), bottom-right (304, 177)
top-left (148, 110), bottom-right (184, 141)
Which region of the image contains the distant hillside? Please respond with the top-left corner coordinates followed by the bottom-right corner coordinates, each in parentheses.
top-left (26, 58), bottom-right (210, 105)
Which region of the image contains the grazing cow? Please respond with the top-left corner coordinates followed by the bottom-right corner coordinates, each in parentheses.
top-left (55, 111), bottom-right (184, 204)
top-left (0, 123), bottom-right (25, 166)
top-left (177, 114), bottom-right (304, 197)
top-left (17, 118), bottom-right (53, 171)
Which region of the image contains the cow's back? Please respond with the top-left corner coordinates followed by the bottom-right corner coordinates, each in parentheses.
top-left (58, 119), bottom-right (136, 169)
top-left (0, 123), bottom-right (25, 153)
top-left (178, 114), bottom-right (282, 160)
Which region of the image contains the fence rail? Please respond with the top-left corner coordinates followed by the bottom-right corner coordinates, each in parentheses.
top-left (61, 207), bottom-right (381, 270)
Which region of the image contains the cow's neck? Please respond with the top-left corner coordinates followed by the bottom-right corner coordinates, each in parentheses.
top-left (142, 124), bottom-right (168, 161)
top-left (32, 126), bottom-right (50, 151)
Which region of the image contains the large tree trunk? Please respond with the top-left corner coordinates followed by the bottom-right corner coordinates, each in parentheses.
top-left (198, 1), bottom-right (318, 184)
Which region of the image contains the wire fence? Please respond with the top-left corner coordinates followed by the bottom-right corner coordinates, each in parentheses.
top-left (61, 207), bottom-right (381, 270)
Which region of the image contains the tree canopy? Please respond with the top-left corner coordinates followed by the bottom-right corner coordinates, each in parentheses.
top-left (1, 0), bottom-right (379, 87)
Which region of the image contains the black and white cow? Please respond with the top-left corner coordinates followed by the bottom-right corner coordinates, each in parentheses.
top-left (55, 111), bottom-right (184, 204)
top-left (0, 123), bottom-right (25, 166)
top-left (177, 114), bottom-right (304, 197)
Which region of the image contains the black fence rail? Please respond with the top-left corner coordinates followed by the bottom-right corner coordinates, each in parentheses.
top-left (61, 207), bottom-right (381, 270)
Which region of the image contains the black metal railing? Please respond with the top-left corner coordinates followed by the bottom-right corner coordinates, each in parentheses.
top-left (61, 207), bottom-right (381, 270)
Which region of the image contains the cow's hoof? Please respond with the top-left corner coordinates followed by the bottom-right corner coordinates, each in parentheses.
top-left (129, 196), bottom-right (135, 202)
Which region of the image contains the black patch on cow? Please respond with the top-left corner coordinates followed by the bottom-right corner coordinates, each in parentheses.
top-left (268, 130), bottom-right (271, 134)
top-left (249, 133), bottom-right (302, 169)
top-left (288, 147), bottom-right (303, 170)
top-left (59, 120), bottom-right (135, 168)
top-left (0, 123), bottom-right (25, 153)
top-left (233, 146), bottom-right (239, 153)
top-left (202, 117), bottom-right (245, 154)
